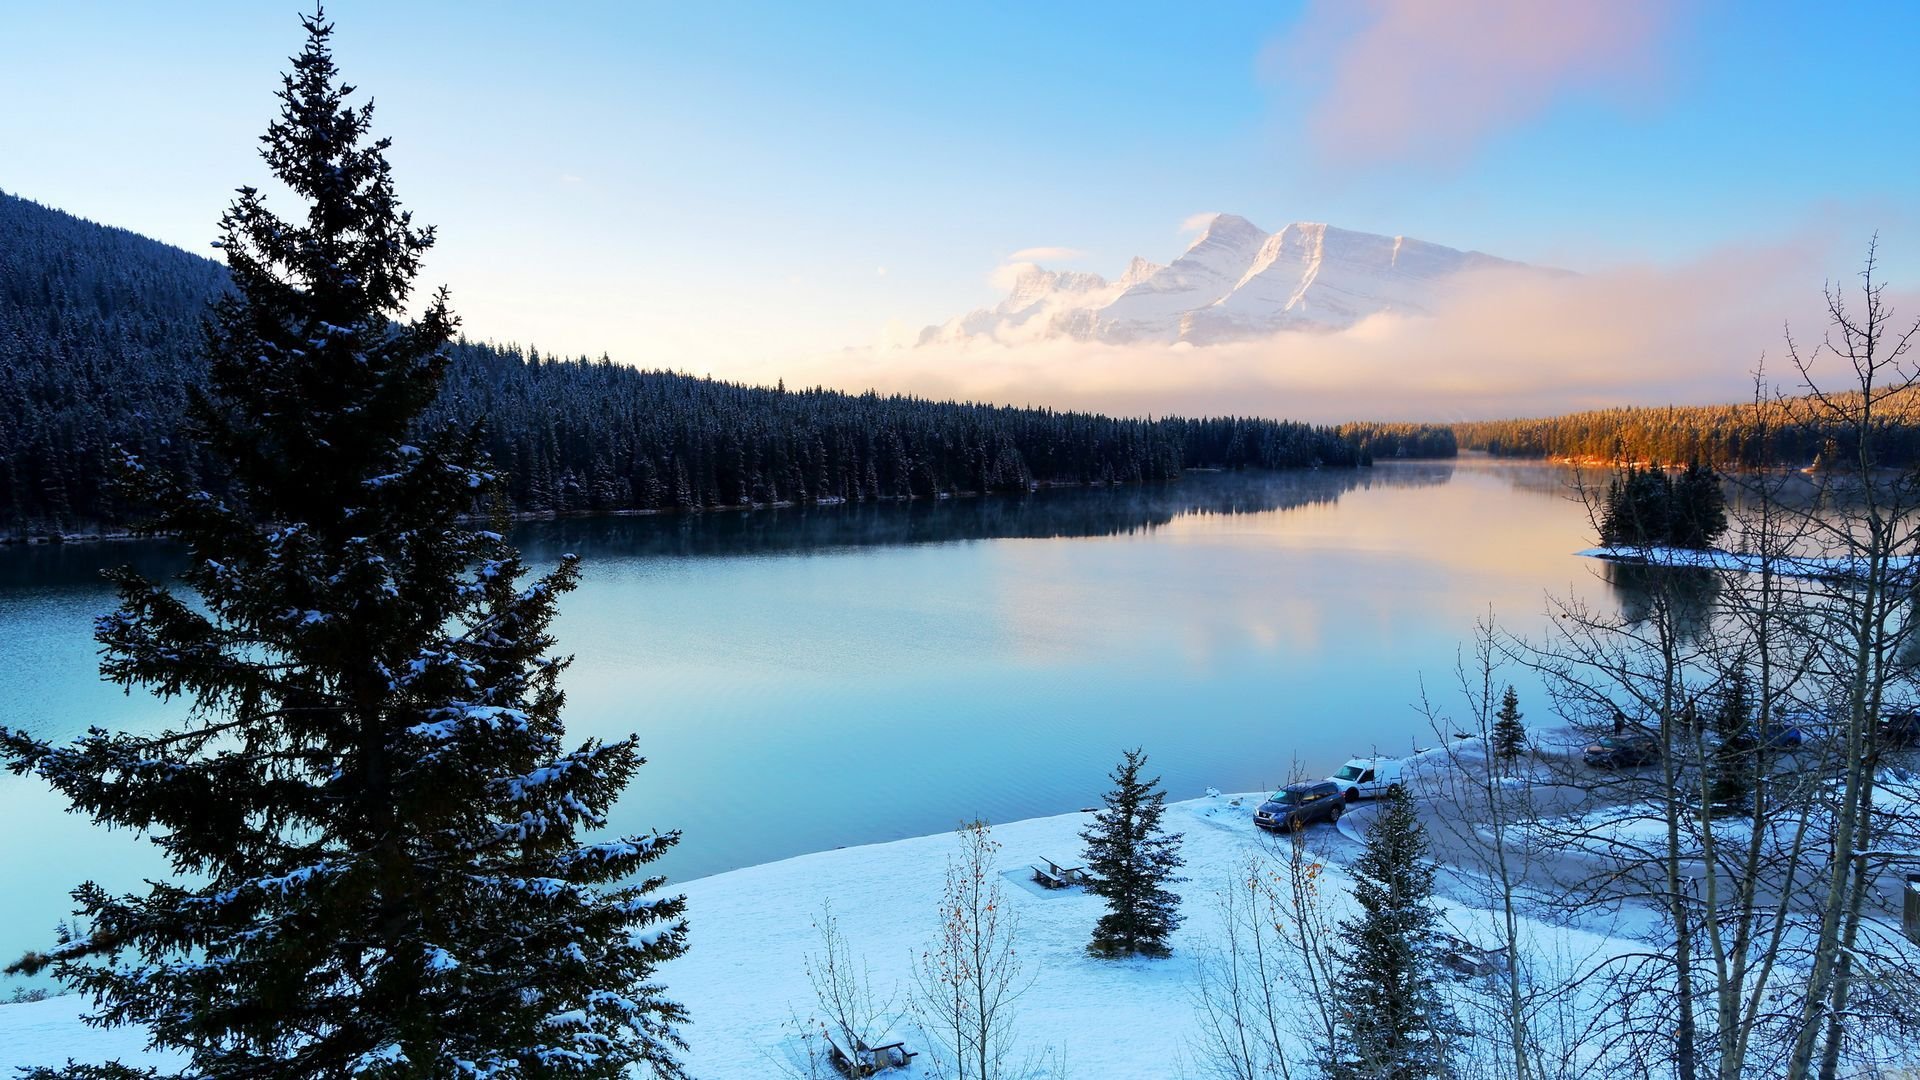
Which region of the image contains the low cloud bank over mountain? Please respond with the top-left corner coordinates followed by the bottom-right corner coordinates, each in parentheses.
top-left (788, 218), bottom-right (1893, 423)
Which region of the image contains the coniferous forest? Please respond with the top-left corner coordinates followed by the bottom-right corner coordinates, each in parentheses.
top-left (0, 189), bottom-right (1453, 537)
top-left (1451, 399), bottom-right (1920, 469)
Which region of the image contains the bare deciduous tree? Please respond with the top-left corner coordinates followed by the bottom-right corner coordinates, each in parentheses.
top-left (1189, 831), bottom-right (1343, 1080)
top-left (778, 901), bottom-right (903, 1079)
top-left (1776, 241), bottom-right (1920, 1080)
top-left (912, 820), bottom-right (1038, 1080)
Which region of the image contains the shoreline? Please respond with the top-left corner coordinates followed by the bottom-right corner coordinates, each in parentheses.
top-left (0, 460), bottom-right (1461, 549)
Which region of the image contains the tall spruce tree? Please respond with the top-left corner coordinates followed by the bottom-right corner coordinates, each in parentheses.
top-left (1324, 787), bottom-right (1451, 1080)
top-left (1079, 748), bottom-right (1185, 958)
top-left (0, 12), bottom-right (687, 1078)
top-left (1490, 684), bottom-right (1527, 765)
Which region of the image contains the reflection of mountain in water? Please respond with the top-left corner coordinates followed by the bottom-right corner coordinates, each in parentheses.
top-left (0, 465), bottom-right (1458, 591)
top-left (515, 464), bottom-right (1457, 562)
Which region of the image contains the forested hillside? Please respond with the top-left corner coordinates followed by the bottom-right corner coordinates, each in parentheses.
top-left (0, 190), bottom-right (1414, 536)
top-left (1452, 398), bottom-right (1920, 468)
top-left (1336, 420), bottom-right (1459, 460)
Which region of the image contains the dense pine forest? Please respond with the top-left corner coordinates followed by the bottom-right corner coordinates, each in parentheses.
top-left (1336, 421), bottom-right (1459, 460)
top-left (1451, 399), bottom-right (1920, 468)
top-left (0, 190), bottom-right (1458, 536)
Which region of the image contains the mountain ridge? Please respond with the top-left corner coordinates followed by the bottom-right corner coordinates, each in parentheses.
top-left (920, 214), bottom-right (1538, 346)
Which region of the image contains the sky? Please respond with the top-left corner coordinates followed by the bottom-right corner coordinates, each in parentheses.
top-left (2, 1), bottom-right (1918, 420)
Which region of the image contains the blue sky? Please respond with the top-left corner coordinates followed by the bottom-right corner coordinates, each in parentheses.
top-left (2, 1), bottom-right (1916, 407)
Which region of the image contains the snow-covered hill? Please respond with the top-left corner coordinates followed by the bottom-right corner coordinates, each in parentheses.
top-left (920, 214), bottom-right (1539, 346)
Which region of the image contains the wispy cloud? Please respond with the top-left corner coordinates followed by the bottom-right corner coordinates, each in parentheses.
top-left (1269, 0), bottom-right (1678, 167)
top-left (1007, 246), bottom-right (1086, 263)
top-left (1179, 212), bottom-right (1223, 236)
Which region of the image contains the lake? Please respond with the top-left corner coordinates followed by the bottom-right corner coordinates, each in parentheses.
top-left (0, 457), bottom-right (1615, 988)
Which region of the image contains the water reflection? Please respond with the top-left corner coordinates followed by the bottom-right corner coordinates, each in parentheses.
top-left (1598, 561), bottom-right (1723, 639)
top-left (0, 540), bottom-right (182, 594)
top-left (514, 463), bottom-right (1454, 562)
top-left (1, 464), bottom-right (1457, 587)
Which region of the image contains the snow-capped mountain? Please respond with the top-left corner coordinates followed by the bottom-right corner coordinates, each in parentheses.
top-left (919, 214), bottom-right (1534, 346)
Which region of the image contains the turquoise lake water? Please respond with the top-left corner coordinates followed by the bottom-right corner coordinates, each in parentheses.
top-left (0, 458), bottom-right (1615, 989)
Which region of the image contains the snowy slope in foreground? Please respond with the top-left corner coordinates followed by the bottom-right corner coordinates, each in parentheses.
top-left (0, 790), bottom-right (1610, 1077)
top-left (0, 992), bottom-right (187, 1073)
top-left (11, 782), bottom-right (1885, 1077)
top-left (920, 214), bottom-right (1540, 346)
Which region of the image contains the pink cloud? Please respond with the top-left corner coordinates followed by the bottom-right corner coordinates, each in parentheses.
top-left (1272, 0), bottom-right (1678, 166)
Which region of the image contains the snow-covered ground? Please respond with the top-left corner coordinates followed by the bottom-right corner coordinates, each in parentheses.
top-left (0, 991), bottom-right (187, 1073)
top-left (0, 788), bottom-right (1654, 1078)
top-left (5, 762), bottom-right (1916, 1077)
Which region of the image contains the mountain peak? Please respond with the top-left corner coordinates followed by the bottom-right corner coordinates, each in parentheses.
top-left (1118, 256), bottom-right (1163, 288)
top-left (920, 215), bottom-right (1539, 346)
top-left (1186, 213), bottom-right (1265, 251)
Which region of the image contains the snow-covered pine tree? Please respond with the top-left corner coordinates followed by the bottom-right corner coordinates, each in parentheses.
top-left (1079, 748), bottom-right (1185, 958)
top-left (1323, 787), bottom-right (1451, 1080)
top-left (1490, 684), bottom-right (1527, 765)
top-left (0, 12), bottom-right (687, 1078)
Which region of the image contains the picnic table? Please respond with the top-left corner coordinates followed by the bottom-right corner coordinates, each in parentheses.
top-left (1031, 856), bottom-right (1091, 889)
top-left (1434, 932), bottom-right (1510, 979)
top-left (827, 1036), bottom-right (916, 1077)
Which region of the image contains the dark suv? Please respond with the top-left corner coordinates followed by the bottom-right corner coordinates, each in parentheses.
top-left (1878, 711), bottom-right (1920, 749)
top-left (1583, 733), bottom-right (1660, 769)
top-left (1254, 781), bottom-right (1345, 832)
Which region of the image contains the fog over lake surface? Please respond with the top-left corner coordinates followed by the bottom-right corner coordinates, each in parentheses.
top-left (0, 458), bottom-right (1619, 985)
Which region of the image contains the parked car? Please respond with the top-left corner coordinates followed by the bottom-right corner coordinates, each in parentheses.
top-left (1755, 721), bottom-right (1804, 750)
top-left (1878, 711), bottom-right (1920, 749)
top-left (1583, 733), bottom-right (1660, 768)
top-left (1254, 781), bottom-right (1345, 832)
top-left (1327, 757), bottom-right (1405, 803)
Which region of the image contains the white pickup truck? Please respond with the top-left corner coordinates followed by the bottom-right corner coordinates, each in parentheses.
top-left (1327, 756), bottom-right (1405, 802)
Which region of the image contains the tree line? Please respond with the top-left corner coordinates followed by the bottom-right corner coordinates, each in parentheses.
top-left (0, 188), bottom-right (1443, 536)
top-left (1451, 397), bottom-right (1920, 468)
top-left (1336, 420), bottom-right (1460, 461)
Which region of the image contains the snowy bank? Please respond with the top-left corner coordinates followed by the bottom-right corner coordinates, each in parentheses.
top-left (1577, 545), bottom-right (1920, 581)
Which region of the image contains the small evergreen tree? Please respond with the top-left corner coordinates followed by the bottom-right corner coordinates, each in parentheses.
top-left (1080, 748), bottom-right (1185, 958)
top-left (0, 13), bottom-right (687, 1077)
top-left (1490, 684), bottom-right (1527, 765)
top-left (1599, 463), bottom-right (1672, 547)
top-left (1598, 460), bottom-right (1728, 550)
top-left (1668, 458), bottom-right (1729, 550)
top-left (1324, 788), bottom-right (1452, 1080)
top-left (1707, 669), bottom-right (1758, 813)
